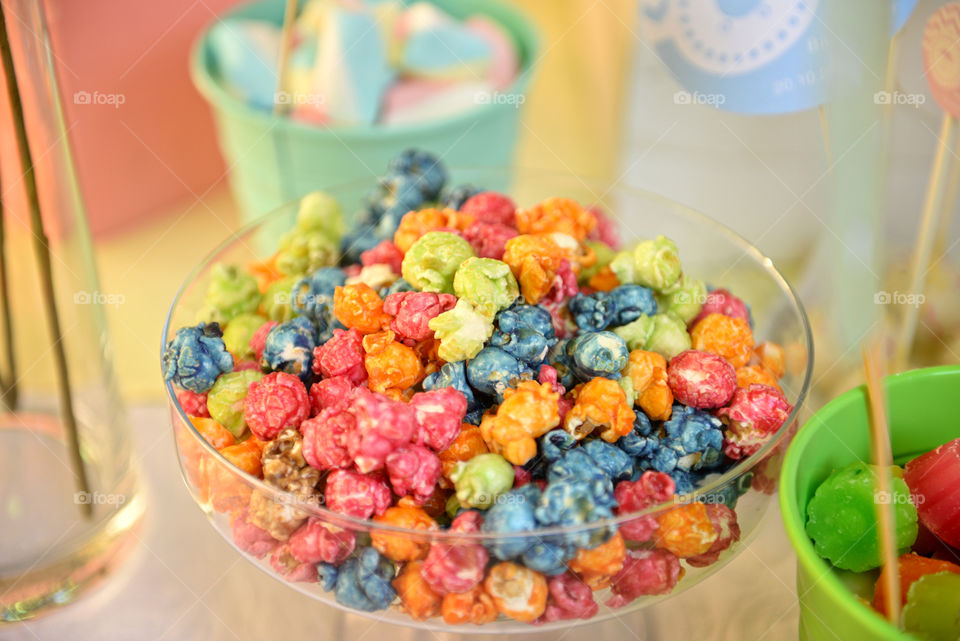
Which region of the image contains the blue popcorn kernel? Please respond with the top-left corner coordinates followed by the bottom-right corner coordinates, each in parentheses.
top-left (387, 149), bottom-right (447, 200)
top-left (383, 277), bottom-right (415, 298)
top-left (534, 479), bottom-right (616, 550)
top-left (292, 267), bottom-right (345, 323)
top-left (583, 439), bottom-right (634, 482)
top-left (423, 360), bottom-right (478, 411)
top-left (317, 562), bottom-right (338, 591)
top-left (547, 339), bottom-right (577, 389)
top-left (333, 548), bottom-right (396, 612)
top-left (491, 303), bottom-right (557, 366)
top-left (609, 284), bottom-right (657, 326)
top-left (261, 316), bottom-right (317, 383)
top-left (662, 404), bottom-right (725, 472)
top-left (567, 331), bottom-right (629, 381)
top-left (617, 412), bottom-right (659, 458)
top-left (482, 486), bottom-right (540, 560)
top-left (522, 541), bottom-right (574, 576)
top-left (442, 183), bottom-right (484, 210)
top-left (541, 428), bottom-right (577, 463)
top-left (547, 449), bottom-right (609, 485)
top-left (568, 291), bottom-right (618, 332)
top-left (163, 322), bottom-right (234, 393)
top-left (466, 347), bottom-right (535, 403)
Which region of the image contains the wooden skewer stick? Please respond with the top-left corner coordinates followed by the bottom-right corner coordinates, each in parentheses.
top-left (273, 0), bottom-right (298, 115)
top-left (930, 129), bottom-right (960, 264)
top-left (895, 113), bottom-right (957, 370)
top-left (818, 105), bottom-right (832, 162)
top-left (0, 162), bottom-right (17, 412)
top-left (863, 338), bottom-right (901, 625)
top-left (0, 1), bottom-right (91, 517)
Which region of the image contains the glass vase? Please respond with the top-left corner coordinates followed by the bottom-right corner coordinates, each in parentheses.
top-left (0, 0), bottom-right (143, 622)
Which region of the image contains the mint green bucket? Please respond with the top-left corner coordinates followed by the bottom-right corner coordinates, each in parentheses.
top-left (191, 0), bottom-right (539, 223)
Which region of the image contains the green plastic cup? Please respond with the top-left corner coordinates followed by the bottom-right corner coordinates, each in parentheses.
top-left (780, 365), bottom-right (960, 641)
top-left (191, 0), bottom-right (539, 223)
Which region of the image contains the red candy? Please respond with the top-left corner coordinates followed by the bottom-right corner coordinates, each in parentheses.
top-left (348, 388), bottom-right (417, 473)
top-left (250, 320), bottom-right (278, 361)
top-left (288, 517), bottom-right (356, 565)
top-left (269, 546), bottom-right (317, 582)
top-left (421, 511), bottom-right (489, 594)
top-left (462, 222), bottom-right (517, 260)
top-left (409, 388), bottom-right (467, 451)
top-left (716, 383), bottom-right (792, 460)
top-left (667, 349), bottom-right (737, 409)
top-left (904, 438), bottom-right (960, 548)
top-left (690, 288), bottom-right (750, 327)
top-left (460, 191), bottom-right (516, 226)
top-left (324, 468), bottom-right (392, 518)
top-left (540, 259), bottom-right (578, 305)
top-left (538, 365), bottom-right (573, 422)
top-left (312, 328), bottom-right (367, 385)
top-left (231, 509), bottom-right (280, 558)
top-left (541, 573), bottom-right (599, 622)
top-left (177, 388), bottom-right (209, 417)
top-left (300, 407), bottom-right (354, 471)
top-left (686, 504), bottom-right (741, 567)
top-left (386, 444), bottom-right (442, 503)
top-left (606, 549), bottom-right (683, 608)
top-left (615, 471), bottom-right (677, 542)
top-left (308, 376), bottom-right (354, 415)
top-left (383, 291), bottom-right (456, 343)
top-left (243, 372), bottom-right (311, 440)
top-left (361, 240), bottom-right (404, 274)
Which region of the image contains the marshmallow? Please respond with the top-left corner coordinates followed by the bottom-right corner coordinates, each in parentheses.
top-left (401, 23), bottom-right (492, 81)
top-left (466, 16), bottom-right (519, 91)
top-left (382, 78), bottom-right (493, 126)
top-left (208, 18), bottom-right (280, 111)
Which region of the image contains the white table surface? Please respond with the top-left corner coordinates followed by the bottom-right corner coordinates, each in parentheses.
top-left (2, 405), bottom-right (800, 641)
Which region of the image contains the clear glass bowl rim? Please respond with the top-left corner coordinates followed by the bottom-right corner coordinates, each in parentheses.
top-left (161, 167), bottom-right (815, 542)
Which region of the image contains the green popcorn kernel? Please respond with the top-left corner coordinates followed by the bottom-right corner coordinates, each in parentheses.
top-left (632, 235), bottom-right (682, 292)
top-left (618, 374), bottom-right (636, 407)
top-left (262, 275), bottom-right (297, 322)
top-left (644, 312), bottom-right (692, 359)
top-left (401, 231), bottom-right (475, 294)
top-left (198, 263), bottom-right (261, 324)
top-left (656, 274), bottom-right (706, 324)
top-left (429, 299), bottom-right (494, 362)
top-left (451, 453), bottom-right (515, 509)
top-left (206, 369), bottom-right (264, 438)
top-left (579, 240), bottom-right (616, 284)
top-left (275, 231), bottom-right (338, 277)
top-left (613, 314), bottom-right (655, 350)
top-left (222, 313), bottom-right (267, 360)
top-left (295, 190), bottom-right (344, 244)
top-left (453, 257), bottom-right (519, 318)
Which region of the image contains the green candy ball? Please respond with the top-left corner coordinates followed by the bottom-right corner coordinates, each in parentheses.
top-left (295, 190), bottom-right (344, 243)
top-left (401, 231), bottom-right (475, 294)
top-left (610, 235), bottom-right (682, 293)
top-left (453, 257), bottom-right (519, 318)
top-left (805, 462), bottom-right (918, 572)
top-left (656, 275), bottom-right (706, 324)
top-left (262, 275), bottom-right (297, 322)
top-left (198, 263), bottom-right (261, 324)
top-left (451, 453), bottom-right (515, 509)
top-left (206, 369), bottom-right (264, 438)
top-left (613, 312), bottom-right (691, 359)
top-left (222, 313), bottom-right (267, 360)
top-left (428, 299), bottom-right (494, 362)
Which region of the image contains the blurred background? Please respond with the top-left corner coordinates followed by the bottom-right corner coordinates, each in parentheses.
top-left (0, 0), bottom-right (957, 639)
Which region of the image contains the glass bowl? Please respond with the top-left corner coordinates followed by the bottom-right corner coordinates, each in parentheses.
top-left (162, 169), bottom-right (813, 632)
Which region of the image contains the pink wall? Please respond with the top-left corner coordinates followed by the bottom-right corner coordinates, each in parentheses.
top-left (1, 0), bottom-right (242, 237)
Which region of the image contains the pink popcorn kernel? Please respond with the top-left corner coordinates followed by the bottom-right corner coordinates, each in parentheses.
top-left (250, 321), bottom-right (278, 361)
top-left (312, 328), bottom-right (367, 385)
top-left (270, 545), bottom-right (319, 583)
top-left (690, 288), bottom-right (750, 327)
top-left (176, 388), bottom-right (209, 418)
top-left (347, 388), bottom-right (417, 473)
top-left (386, 444), bottom-right (442, 503)
top-left (288, 517), bottom-right (356, 565)
top-left (615, 471), bottom-right (677, 542)
top-left (717, 383), bottom-right (792, 460)
top-left (383, 291), bottom-right (457, 343)
top-left (308, 375), bottom-right (355, 415)
top-left (343, 264), bottom-right (362, 278)
top-left (541, 573), bottom-right (599, 622)
top-left (324, 468), bottom-right (392, 519)
top-left (606, 548), bottom-right (682, 608)
top-left (243, 371), bottom-right (311, 440)
top-left (409, 387), bottom-right (467, 451)
top-left (587, 205), bottom-right (620, 249)
top-left (231, 509), bottom-right (280, 558)
top-left (686, 504), bottom-right (741, 568)
top-left (421, 511), bottom-right (489, 594)
top-left (542, 259), bottom-right (578, 304)
top-left (301, 406), bottom-right (354, 471)
top-left (361, 240), bottom-right (404, 274)
top-left (462, 222), bottom-right (517, 260)
top-left (538, 365), bottom-right (572, 422)
top-left (667, 349), bottom-right (737, 409)
top-left (234, 359), bottom-right (261, 372)
top-left (460, 191), bottom-right (517, 227)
